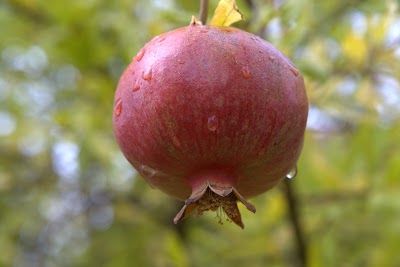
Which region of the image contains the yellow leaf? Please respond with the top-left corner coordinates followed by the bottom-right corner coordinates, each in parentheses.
top-left (342, 33), bottom-right (368, 66)
top-left (210, 0), bottom-right (244, 26)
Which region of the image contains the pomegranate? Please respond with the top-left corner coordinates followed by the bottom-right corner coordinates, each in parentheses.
top-left (113, 20), bottom-right (308, 228)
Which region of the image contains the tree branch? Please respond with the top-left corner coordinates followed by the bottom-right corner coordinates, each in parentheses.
top-left (282, 179), bottom-right (307, 267)
top-left (199, 0), bottom-right (209, 25)
top-left (244, 0), bottom-right (256, 10)
top-left (6, 0), bottom-right (49, 24)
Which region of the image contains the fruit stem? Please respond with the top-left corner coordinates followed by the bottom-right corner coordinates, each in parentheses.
top-left (199, 0), bottom-right (209, 25)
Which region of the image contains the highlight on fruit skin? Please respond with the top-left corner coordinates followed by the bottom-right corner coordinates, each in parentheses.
top-left (113, 20), bottom-right (308, 228)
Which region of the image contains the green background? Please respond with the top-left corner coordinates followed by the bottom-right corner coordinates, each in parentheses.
top-left (1, 0), bottom-right (400, 266)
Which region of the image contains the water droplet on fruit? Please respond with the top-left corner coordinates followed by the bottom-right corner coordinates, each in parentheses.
top-left (178, 59), bottom-right (186, 64)
top-left (132, 82), bottom-right (140, 92)
top-left (198, 28), bottom-right (209, 33)
top-left (289, 66), bottom-right (299, 76)
top-left (241, 66), bottom-right (250, 79)
top-left (157, 36), bottom-right (166, 43)
top-left (142, 68), bottom-right (152, 81)
top-left (140, 164), bottom-right (157, 177)
top-left (268, 56), bottom-right (275, 62)
top-left (207, 115), bottom-right (218, 131)
top-left (114, 99), bottom-right (122, 116)
top-left (135, 49), bottom-right (145, 61)
top-left (285, 166), bottom-right (297, 179)
top-left (172, 136), bottom-right (181, 147)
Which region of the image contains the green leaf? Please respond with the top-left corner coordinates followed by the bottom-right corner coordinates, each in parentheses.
top-left (209, 0), bottom-right (244, 26)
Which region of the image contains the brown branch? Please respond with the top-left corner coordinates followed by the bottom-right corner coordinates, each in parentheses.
top-left (244, 0), bottom-right (256, 10)
top-left (243, 0), bottom-right (258, 31)
top-left (282, 179), bottom-right (307, 267)
top-left (199, 0), bottom-right (209, 25)
top-left (6, 0), bottom-right (49, 24)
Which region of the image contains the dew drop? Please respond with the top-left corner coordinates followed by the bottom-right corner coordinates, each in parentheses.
top-left (132, 82), bottom-right (140, 92)
top-left (178, 59), bottom-right (186, 64)
top-left (285, 166), bottom-right (297, 179)
top-left (198, 28), bottom-right (209, 33)
top-left (135, 49), bottom-right (145, 61)
top-left (142, 68), bottom-right (152, 81)
top-left (268, 56), bottom-right (275, 62)
top-left (241, 66), bottom-right (250, 79)
top-left (140, 164), bottom-right (157, 178)
top-left (289, 66), bottom-right (299, 76)
top-left (156, 36), bottom-right (166, 43)
top-left (172, 136), bottom-right (181, 147)
top-left (207, 115), bottom-right (218, 131)
top-left (114, 99), bottom-right (122, 116)
top-left (257, 150), bottom-right (265, 157)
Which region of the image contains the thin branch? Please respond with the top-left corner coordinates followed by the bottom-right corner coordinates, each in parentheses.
top-left (6, 0), bottom-right (49, 24)
top-left (282, 179), bottom-right (307, 267)
top-left (244, 0), bottom-right (256, 10)
top-left (199, 0), bottom-right (209, 25)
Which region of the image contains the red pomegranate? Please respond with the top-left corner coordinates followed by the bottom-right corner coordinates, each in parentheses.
top-left (113, 20), bottom-right (308, 228)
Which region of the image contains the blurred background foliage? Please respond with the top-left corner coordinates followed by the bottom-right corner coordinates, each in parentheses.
top-left (0, 0), bottom-right (400, 266)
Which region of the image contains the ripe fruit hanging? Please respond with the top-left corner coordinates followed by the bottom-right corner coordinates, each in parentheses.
top-left (113, 19), bottom-right (308, 228)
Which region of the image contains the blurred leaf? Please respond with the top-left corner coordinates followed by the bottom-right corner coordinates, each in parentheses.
top-left (342, 33), bottom-right (368, 67)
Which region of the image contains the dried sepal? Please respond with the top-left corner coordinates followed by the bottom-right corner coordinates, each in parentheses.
top-left (173, 183), bottom-right (256, 229)
top-left (190, 15), bottom-right (203, 26)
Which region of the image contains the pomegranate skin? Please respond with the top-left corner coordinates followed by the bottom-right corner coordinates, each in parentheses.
top-left (113, 24), bottom-right (308, 226)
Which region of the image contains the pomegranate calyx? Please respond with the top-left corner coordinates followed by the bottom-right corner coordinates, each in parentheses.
top-left (173, 183), bottom-right (256, 229)
top-left (190, 15), bottom-right (202, 26)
